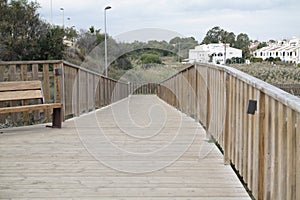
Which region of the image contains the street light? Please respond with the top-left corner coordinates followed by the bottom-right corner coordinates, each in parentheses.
top-left (104, 6), bottom-right (111, 77)
top-left (60, 8), bottom-right (64, 28)
top-left (50, 0), bottom-right (53, 24)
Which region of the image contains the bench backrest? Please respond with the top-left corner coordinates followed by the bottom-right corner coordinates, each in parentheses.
top-left (0, 81), bottom-right (44, 103)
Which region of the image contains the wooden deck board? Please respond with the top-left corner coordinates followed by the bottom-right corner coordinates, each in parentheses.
top-left (0, 95), bottom-right (250, 199)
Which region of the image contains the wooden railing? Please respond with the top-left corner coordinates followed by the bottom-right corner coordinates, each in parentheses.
top-left (0, 60), bottom-right (129, 124)
top-left (157, 63), bottom-right (300, 200)
top-left (129, 82), bottom-right (159, 95)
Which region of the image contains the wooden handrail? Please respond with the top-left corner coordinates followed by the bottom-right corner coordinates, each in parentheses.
top-left (158, 62), bottom-right (300, 200)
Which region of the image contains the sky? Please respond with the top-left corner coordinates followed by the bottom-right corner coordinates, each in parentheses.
top-left (36, 0), bottom-right (300, 43)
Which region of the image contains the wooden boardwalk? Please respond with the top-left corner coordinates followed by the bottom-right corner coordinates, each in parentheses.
top-left (0, 95), bottom-right (250, 199)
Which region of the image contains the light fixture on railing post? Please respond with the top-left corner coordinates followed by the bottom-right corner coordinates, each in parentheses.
top-left (247, 100), bottom-right (257, 115)
top-left (104, 6), bottom-right (111, 77)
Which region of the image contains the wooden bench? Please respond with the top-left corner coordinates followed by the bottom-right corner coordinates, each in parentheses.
top-left (0, 81), bottom-right (62, 128)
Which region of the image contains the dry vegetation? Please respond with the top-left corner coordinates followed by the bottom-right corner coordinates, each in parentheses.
top-left (229, 62), bottom-right (300, 84)
top-left (109, 56), bottom-right (190, 83)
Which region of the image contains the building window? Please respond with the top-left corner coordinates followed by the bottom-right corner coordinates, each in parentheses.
top-left (276, 52), bottom-right (278, 56)
top-left (218, 53), bottom-right (223, 57)
top-left (260, 52), bottom-right (263, 56)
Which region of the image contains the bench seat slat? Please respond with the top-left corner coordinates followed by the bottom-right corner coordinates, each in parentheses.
top-left (0, 90), bottom-right (43, 101)
top-left (0, 103), bottom-right (62, 114)
top-left (0, 81), bottom-right (41, 92)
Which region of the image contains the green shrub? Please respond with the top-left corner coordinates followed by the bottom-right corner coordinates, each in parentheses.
top-left (274, 57), bottom-right (281, 62)
top-left (250, 57), bottom-right (263, 63)
top-left (226, 59), bottom-right (232, 64)
top-left (140, 53), bottom-right (162, 65)
top-left (265, 57), bottom-right (274, 62)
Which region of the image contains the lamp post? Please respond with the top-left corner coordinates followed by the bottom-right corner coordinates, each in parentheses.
top-left (104, 6), bottom-right (111, 77)
top-left (60, 8), bottom-right (65, 28)
top-left (50, 0), bottom-right (53, 24)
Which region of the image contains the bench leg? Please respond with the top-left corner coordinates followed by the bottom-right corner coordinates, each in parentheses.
top-left (49, 108), bottom-right (62, 128)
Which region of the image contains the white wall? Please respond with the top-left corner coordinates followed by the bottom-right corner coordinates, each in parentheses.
top-left (189, 44), bottom-right (242, 64)
top-left (253, 40), bottom-right (300, 64)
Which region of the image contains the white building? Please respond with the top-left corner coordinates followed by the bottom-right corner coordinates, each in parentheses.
top-left (188, 43), bottom-right (243, 64)
top-left (253, 37), bottom-right (300, 64)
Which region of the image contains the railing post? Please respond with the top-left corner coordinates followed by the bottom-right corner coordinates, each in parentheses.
top-left (76, 69), bottom-right (81, 116)
top-left (296, 113), bottom-right (300, 200)
top-left (258, 92), bottom-right (266, 200)
top-left (286, 107), bottom-right (296, 200)
top-left (0, 65), bottom-right (4, 123)
top-left (277, 102), bottom-right (287, 200)
top-left (54, 62), bottom-right (64, 119)
top-left (206, 68), bottom-right (210, 131)
top-left (224, 74), bottom-right (230, 165)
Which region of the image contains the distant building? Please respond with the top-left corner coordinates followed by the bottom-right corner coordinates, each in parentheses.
top-left (253, 37), bottom-right (300, 64)
top-left (63, 39), bottom-right (75, 47)
top-left (188, 43), bottom-right (242, 64)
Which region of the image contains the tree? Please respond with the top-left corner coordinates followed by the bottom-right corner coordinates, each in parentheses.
top-left (76, 27), bottom-right (105, 56)
top-left (234, 33), bottom-right (251, 58)
top-left (202, 26), bottom-right (223, 44)
top-left (0, 0), bottom-right (66, 61)
top-left (169, 36), bottom-right (198, 58)
top-left (38, 26), bottom-right (66, 60)
top-left (140, 53), bottom-right (162, 68)
top-left (65, 27), bottom-right (78, 42)
top-left (257, 42), bottom-right (268, 49)
top-left (112, 55), bottom-right (132, 70)
top-left (0, 0), bottom-right (41, 60)
top-left (201, 26), bottom-right (235, 46)
top-left (221, 31), bottom-right (236, 46)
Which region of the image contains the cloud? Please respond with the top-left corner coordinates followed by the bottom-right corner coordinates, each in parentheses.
top-left (35, 0), bottom-right (300, 41)
top-left (171, 0), bottom-right (297, 12)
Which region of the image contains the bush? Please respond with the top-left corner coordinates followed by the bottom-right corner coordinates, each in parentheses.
top-left (298, 63), bottom-right (300, 68)
top-left (250, 57), bottom-right (263, 63)
top-left (113, 56), bottom-right (132, 70)
top-left (226, 59), bottom-right (232, 64)
top-left (265, 57), bottom-right (274, 62)
top-left (230, 57), bottom-right (245, 64)
top-left (140, 53), bottom-right (162, 65)
top-left (274, 57), bottom-right (281, 62)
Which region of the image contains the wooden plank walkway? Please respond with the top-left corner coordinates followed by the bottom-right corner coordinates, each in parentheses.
top-left (0, 95), bottom-right (250, 199)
